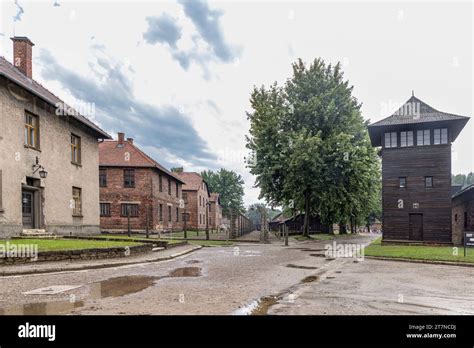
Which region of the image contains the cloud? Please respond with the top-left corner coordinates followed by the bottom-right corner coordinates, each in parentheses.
top-left (143, 14), bottom-right (182, 48)
top-left (143, 1), bottom-right (239, 79)
top-left (178, 0), bottom-right (236, 62)
top-left (13, 0), bottom-right (24, 22)
top-left (38, 48), bottom-right (217, 168)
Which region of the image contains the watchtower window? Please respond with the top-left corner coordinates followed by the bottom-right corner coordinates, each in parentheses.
top-left (400, 131), bottom-right (413, 147)
top-left (384, 132), bottom-right (397, 148)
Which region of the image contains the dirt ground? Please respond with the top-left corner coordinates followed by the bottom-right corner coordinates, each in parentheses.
top-left (0, 234), bottom-right (473, 315)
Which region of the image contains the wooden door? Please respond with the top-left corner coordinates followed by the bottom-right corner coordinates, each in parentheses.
top-left (409, 214), bottom-right (423, 241)
top-left (22, 190), bottom-right (34, 228)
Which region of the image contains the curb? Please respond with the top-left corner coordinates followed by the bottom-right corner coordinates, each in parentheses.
top-left (365, 255), bottom-right (474, 268)
top-left (0, 245), bottom-right (203, 277)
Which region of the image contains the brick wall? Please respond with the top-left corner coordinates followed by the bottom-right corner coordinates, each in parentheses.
top-left (99, 167), bottom-right (183, 231)
top-left (183, 182), bottom-right (210, 230)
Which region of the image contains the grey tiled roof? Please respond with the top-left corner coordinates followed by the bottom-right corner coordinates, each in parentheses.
top-left (0, 56), bottom-right (111, 139)
top-left (369, 96), bottom-right (469, 127)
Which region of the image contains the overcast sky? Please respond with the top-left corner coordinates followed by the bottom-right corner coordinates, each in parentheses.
top-left (1, 0), bottom-right (472, 206)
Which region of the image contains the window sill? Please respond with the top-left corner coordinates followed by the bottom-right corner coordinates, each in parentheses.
top-left (71, 162), bottom-right (82, 167)
top-left (24, 144), bottom-right (41, 152)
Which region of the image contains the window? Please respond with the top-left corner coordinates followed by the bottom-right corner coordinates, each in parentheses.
top-left (434, 128), bottom-right (448, 145)
top-left (176, 183), bottom-right (179, 197)
top-left (400, 131), bottom-right (413, 147)
top-left (425, 176), bottom-right (433, 188)
top-left (71, 134), bottom-right (81, 164)
top-left (0, 170), bottom-right (3, 212)
top-left (455, 214), bottom-right (458, 222)
top-left (159, 204), bottom-right (163, 221)
top-left (199, 214), bottom-right (202, 224)
top-left (121, 204), bottom-right (139, 217)
top-left (384, 132), bottom-right (397, 148)
top-left (464, 212), bottom-right (468, 229)
top-left (124, 169), bottom-right (135, 187)
top-left (176, 207), bottom-right (179, 222)
top-left (99, 169), bottom-right (107, 187)
top-left (24, 112), bottom-right (39, 148)
top-left (168, 206), bottom-right (172, 221)
top-left (209, 204), bottom-right (212, 212)
top-left (159, 175), bottom-right (163, 192)
top-left (72, 187), bottom-right (82, 216)
top-left (417, 130), bottom-right (430, 146)
top-left (168, 178), bottom-right (171, 195)
top-left (399, 177), bottom-right (407, 188)
top-left (100, 203), bottom-right (111, 217)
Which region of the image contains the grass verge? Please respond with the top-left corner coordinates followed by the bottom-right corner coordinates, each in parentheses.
top-left (0, 238), bottom-right (143, 252)
top-left (364, 237), bottom-right (474, 263)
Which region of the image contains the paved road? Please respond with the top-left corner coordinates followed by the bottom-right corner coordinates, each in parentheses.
top-left (1, 234), bottom-right (473, 315)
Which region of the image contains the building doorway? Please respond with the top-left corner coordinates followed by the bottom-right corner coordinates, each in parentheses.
top-left (409, 214), bottom-right (423, 240)
top-left (22, 190), bottom-right (35, 228)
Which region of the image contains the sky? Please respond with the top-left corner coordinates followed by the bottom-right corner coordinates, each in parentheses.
top-left (1, 0), bottom-right (473, 207)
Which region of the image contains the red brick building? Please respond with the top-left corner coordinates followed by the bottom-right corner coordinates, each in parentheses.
top-left (177, 172), bottom-right (211, 230)
top-left (99, 133), bottom-right (185, 232)
top-left (209, 193), bottom-right (222, 230)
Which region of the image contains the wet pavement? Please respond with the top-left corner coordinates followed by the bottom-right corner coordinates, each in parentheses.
top-left (1, 234), bottom-right (473, 315)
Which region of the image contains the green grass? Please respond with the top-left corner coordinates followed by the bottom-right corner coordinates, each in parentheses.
top-left (1, 238), bottom-right (143, 252)
top-left (165, 230), bottom-right (220, 238)
top-left (364, 237), bottom-right (474, 263)
top-left (294, 233), bottom-right (356, 241)
top-left (183, 240), bottom-right (233, 247)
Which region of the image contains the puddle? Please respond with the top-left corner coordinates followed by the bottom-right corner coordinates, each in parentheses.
top-left (326, 276), bottom-right (336, 279)
top-left (169, 267), bottom-right (201, 277)
top-left (286, 264), bottom-right (318, 270)
top-left (0, 268), bottom-right (202, 315)
top-left (233, 296), bottom-right (280, 315)
top-left (97, 275), bottom-right (159, 298)
top-left (301, 248), bottom-right (326, 252)
top-left (301, 275), bottom-right (319, 283)
top-left (309, 253), bottom-right (326, 257)
top-left (185, 260), bottom-right (201, 264)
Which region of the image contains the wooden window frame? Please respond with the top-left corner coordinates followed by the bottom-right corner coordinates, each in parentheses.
top-left (99, 169), bottom-right (107, 187)
top-left (24, 111), bottom-right (40, 149)
top-left (124, 169), bottom-right (135, 188)
top-left (100, 202), bottom-right (111, 217)
top-left (399, 177), bottom-right (407, 188)
top-left (72, 187), bottom-right (82, 216)
top-left (434, 128), bottom-right (448, 145)
top-left (0, 170), bottom-right (3, 212)
top-left (121, 203), bottom-right (139, 217)
top-left (424, 176), bottom-right (433, 188)
top-left (384, 132), bottom-right (397, 148)
top-left (71, 133), bottom-right (81, 164)
top-left (400, 131), bottom-right (413, 147)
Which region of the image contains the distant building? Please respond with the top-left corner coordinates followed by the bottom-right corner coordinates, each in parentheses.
top-left (368, 95), bottom-right (469, 244)
top-left (99, 132), bottom-right (185, 232)
top-left (0, 37), bottom-right (111, 237)
top-left (452, 184), bottom-right (474, 245)
top-left (209, 193), bottom-right (222, 230)
top-left (177, 172), bottom-right (211, 230)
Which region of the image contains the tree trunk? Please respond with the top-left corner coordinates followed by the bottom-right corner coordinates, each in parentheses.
top-left (302, 190), bottom-right (310, 237)
top-left (339, 222), bottom-right (347, 235)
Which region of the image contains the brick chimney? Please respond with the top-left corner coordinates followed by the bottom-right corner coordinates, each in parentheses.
top-left (127, 138), bottom-right (134, 145)
top-left (117, 132), bottom-right (125, 145)
top-left (11, 37), bottom-right (34, 78)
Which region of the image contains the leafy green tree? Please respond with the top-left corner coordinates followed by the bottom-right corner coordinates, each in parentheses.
top-left (201, 169), bottom-right (245, 215)
top-left (246, 58), bottom-right (380, 236)
top-left (246, 203), bottom-right (281, 225)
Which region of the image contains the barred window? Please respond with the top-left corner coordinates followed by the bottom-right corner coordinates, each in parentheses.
top-left (99, 169), bottom-right (107, 187)
top-left (124, 169), bottom-right (135, 188)
top-left (100, 203), bottom-right (111, 217)
top-left (121, 203), bottom-right (139, 217)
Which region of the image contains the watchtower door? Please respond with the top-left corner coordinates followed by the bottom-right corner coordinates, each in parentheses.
top-left (409, 214), bottom-right (423, 241)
